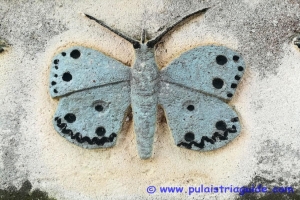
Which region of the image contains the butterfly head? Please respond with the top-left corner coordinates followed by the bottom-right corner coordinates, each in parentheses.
top-left (137, 29), bottom-right (154, 52)
top-left (135, 29), bottom-right (150, 50)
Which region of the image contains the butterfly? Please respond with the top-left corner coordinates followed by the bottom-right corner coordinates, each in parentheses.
top-left (49, 8), bottom-right (246, 159)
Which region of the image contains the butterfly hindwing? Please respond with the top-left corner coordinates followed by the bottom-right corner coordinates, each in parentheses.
top-left (159, 82), bottom-right (240, 151)
top-left (53, 81), bottom-right (131, 148)
top-left (160, 45), bottom-right (246, 101)
top-left (49, 46), bottom-right (131, 97)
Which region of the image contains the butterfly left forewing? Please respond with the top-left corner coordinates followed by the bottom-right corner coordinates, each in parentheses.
top-left (159, 82), bottom-right (240, 151)
top-left (49, 46), bottom-right (131, 97)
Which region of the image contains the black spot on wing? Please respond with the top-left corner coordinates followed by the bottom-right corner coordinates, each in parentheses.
top-left (216, 121), bottom-right (227, 131)
top-left (70, 49), bottom-right (81, 59)
top-left (95, 127), bottom-right (106, 136)
top-left (233, 55), bottom-right (239, 62)
top-left (216, 55), bottom-right (227, 65)
top-left (95, 105), bottom-right (104, 112)
top-left (64, 113), bottom-right (76, 123)
top-left (231, 117), bottom-right (239, 122)
top-left (231, 83), bottom-right (237, 88)
top-left (62, 72), bottom-right (72, 82)
top-left (187, 105), bottom-right (195, 111)
top-left (227, 93), bottom-right (233, 98)
top-left (184, 132), bottom-right (195, 142)
top-left (212, 78), bottom-right (224, 89)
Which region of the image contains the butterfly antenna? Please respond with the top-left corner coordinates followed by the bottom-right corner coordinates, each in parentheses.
top-left (147, 7), bottom-right (210, 48)
top-left (84, 13), bottom-right (141, 49)
top-left (141, 29), bottom-right (146, 43)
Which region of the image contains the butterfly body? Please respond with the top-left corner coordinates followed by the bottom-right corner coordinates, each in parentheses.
top-left (49, 10), bottom-right (246, 159)
top-left (131, 44), bottom-right (159, 158)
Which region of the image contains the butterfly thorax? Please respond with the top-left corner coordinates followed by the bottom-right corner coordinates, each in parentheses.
top-left (131, 44), bottom-right (158, 159)
top-left (131, 44), bottom-right (158, 94)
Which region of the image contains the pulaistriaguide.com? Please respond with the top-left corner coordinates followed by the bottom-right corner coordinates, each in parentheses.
top-left (146, 184), bottom-right (294, 196)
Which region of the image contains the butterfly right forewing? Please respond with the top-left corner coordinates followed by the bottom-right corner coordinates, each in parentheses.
top-left (160, 45), bottom-right (246, 101)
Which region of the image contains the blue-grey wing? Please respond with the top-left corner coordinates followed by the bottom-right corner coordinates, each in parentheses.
top-left (159, 82), bottom-right (241, 151)
top-left (49, 46), bottom-right (131, 97)
top-left (49, 46), bottom-right (131, 148)
top-left (160, 45), bottom-right (246, 101)
top-left (53, 81), bottom-right (131, 148)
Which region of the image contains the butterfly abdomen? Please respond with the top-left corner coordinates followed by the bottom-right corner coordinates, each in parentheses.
top-left (131, 45), bottom-right (159, 159)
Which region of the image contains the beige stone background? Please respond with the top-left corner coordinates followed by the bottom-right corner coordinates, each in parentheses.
top-left (0, 0), bottom-right (300, 199)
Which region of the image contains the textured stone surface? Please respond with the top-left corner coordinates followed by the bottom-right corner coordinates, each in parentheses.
top-left (0, 0), bottom-right (300, 199)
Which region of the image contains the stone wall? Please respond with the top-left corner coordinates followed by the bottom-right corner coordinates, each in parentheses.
top-left (0, 0), bottom-right (299, 199)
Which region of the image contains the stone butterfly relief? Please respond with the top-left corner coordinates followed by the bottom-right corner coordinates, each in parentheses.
top-left (49, 8), bottom-right (246, 159)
